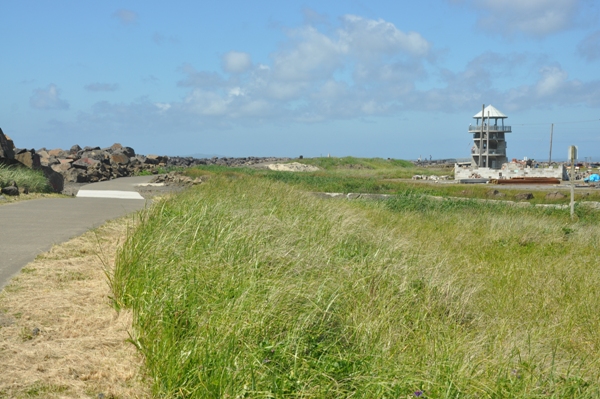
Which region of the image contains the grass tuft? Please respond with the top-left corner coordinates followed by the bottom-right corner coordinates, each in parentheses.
top-left (0, 164), bottom-right (51, 193)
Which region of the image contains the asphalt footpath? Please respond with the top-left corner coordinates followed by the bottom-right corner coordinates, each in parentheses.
top-left (0, 176), bottom-right (155, 290)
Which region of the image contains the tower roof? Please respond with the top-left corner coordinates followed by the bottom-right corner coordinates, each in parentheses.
top-left (473, 104), bottom-right (507, 119)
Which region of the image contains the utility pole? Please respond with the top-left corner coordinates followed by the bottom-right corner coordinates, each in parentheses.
top-left (548, 123), bottom-right (553, 164)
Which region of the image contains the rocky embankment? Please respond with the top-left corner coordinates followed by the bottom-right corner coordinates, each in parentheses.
top-left (1, 127), bottom-right (290, 194)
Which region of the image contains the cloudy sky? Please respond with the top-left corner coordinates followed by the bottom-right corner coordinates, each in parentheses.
top-left (2, 0), bottom-right (599, 160)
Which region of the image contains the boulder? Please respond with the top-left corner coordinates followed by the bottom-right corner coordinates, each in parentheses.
top-left (48, 148), bottom-right (68, 158)
top-left (40, 166), bottom-right (64, 193)
top-left (73, 157), bottom-right (100, 170)
top-left (515, 192), bottom-right (534, 201)
top-left (144, 155), bottom-right (160, 165)
top-left (545, 191), bottom-right (566, 200)
top-left (111, 153), bottom-right (130, 165)
top-left (0, 128), bottom-right (15, 160)
top-left (487, 189), bottom-right (506, 197)
top-left (51, 162), bottom-right (72, 173)
top-left (37, 150), bottom-right (50, 165)
top-left (14, 150), bottom-right (41, 169)
top-left (115, 146), bottom-right (135, 158)
top-left (64, 168), bottom-right (88, 183)
top-left (79, 149), bottom-right (107, 161)
top-left (1, 186), bottom-right (19, 196)
top-left (69, 144), bottom-right (82, 154)
top-left (45, 156), bottom-right (60, 166)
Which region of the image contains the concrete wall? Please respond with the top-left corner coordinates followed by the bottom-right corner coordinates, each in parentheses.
top-left (454, 164), bottom-right (567, 180)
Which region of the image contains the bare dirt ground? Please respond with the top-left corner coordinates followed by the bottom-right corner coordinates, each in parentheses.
top-left (0, 217), bottom-right (149, 399)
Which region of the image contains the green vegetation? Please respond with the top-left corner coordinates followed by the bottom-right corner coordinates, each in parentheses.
top-left (181, 158), bottom-right (600, 205)
top-left (296, 156), bottom-right (412, 170)
top-left (292, 156), bottom-right (450, 179)
top-left (113, 170), bottom-right (600, 398)
top-left (0, 164), bottom-right (51, 193)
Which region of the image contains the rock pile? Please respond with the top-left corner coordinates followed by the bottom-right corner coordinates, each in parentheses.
top-left (412, 174), bottom-right (451, 181)
top-left (168, 156), bottom-right (290, 168)
top-left (34, 143), bottom-right (168, 184)
top-left (1, 128), bottom-right (292, 193)
top-left (149, 172), bottom-right (204, 186)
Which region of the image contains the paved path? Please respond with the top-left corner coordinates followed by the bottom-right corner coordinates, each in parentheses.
top-left (0, 176), bottom-right (154, 290)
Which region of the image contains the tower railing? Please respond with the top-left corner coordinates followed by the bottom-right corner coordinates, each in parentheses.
top-left (468, 125), bottom-right (511, 132)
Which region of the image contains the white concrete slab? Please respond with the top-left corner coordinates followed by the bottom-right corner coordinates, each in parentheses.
top-left (76, 190), bottom-right (145, 199)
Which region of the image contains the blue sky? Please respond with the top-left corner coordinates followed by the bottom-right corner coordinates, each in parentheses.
top-left (1, 0), bottom-right (599, 160)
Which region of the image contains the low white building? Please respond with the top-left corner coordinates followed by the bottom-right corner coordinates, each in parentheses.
top-left (455, 162), bottom-right (567, 181)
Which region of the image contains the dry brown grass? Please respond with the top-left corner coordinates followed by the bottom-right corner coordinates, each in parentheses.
top-left (0, 217), bottom-right (149, 399)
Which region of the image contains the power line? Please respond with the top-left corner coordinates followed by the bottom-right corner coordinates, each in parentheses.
top-left (512, 118), bottom-right (600, 126)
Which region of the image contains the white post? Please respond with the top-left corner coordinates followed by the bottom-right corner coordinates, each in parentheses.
top-left (569, 145), bottom-right (577, 219)
top-left (486, 110), bottom-right (490, 168)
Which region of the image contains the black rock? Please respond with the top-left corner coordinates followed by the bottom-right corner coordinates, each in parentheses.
top-left (70, 144), bottom-right (82, 154)
top-left (1, 186), bottom-right (19, 196)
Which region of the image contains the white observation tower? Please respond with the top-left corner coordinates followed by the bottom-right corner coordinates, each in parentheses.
top-left (469, 104), bottom-right (511, 169)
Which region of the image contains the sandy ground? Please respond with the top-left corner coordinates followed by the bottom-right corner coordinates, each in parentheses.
top-left (266, 162), bottom-right (320, 172)
top-left (0, 217), bottom-right (149, 399)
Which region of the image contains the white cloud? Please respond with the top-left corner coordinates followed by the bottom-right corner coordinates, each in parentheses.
top-left (164, 16), bottom-right (435, 121)
top-left (71, 14), bottom-right (600, 136)
top-left (495, 64), bottom-right (600, 111)
top-left (183, 89), bottom-right (230, 116)
top-left (155, 103), bottom-right (171, 112)
top-left (112, 9), bottom-right (138, 25)
top-left (85, 83), bottom-right (119, 92)
top-left (271, 26), bottom-right (344, 82)
top-left (463, 0), bottom-right (581, 37)
top-left (535, 66), bottom-right (568, 97)
top-left (222, 51), bottom-right (252, 74)
top-left (578, 30), bottom-right (600, 61)
top-left (177, 63), bottom-right (225, 88)
top-left (30, 84), bottom-right (69, 110)
top-left (339, 15), bottom-right (431, 58)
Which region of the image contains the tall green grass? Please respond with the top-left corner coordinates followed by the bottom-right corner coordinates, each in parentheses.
top-left (295, 157), bottom-right (452, 179)
top-left (295, 156), bottom-right (412, 170)
top-left (0, 163), bottom-right (51, 193)
top-left (113, 176), bottom-right (600, 398)
top-left (182, 161), bottom-right (599, 205)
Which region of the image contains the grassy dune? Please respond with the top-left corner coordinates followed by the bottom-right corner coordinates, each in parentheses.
top-left (113, 173), bottom-right (600, 398)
